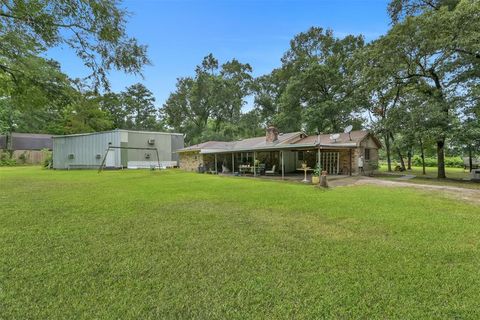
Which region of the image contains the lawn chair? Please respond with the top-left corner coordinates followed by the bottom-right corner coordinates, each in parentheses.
top-left (265, 165), bottom-right (276, 175)
top-left (222, 164), bottom-right (231, 173)
top-left (256, 163), bottom-right (266, 175)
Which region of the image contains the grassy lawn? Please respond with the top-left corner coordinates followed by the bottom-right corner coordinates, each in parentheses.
top-left (377, 165), bottom-right (480, 190)
top-left (1, 167), bottom-right (480, 319)
top-left (378, 164), bottom-right (470, 179)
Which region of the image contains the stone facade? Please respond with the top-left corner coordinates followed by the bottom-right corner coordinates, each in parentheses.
top-left (178, 151), bottom-right (202, 172)
top-left (351, 136), bottom-right (380, 175)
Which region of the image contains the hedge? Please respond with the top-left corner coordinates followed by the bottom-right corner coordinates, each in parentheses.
top-left (411, 155), bottom-right (464, 168)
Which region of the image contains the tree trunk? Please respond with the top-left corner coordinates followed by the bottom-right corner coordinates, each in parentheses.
top-left (429, 70), bottom-right (447, 179)
top-left (469, 145), bottom-right (473, 172)
top-left (390, 132), bottom-right (405, 171)
top-left (407, 150), bottom-right (412, 170)
top-left (384, 134), bottom-right (392, 172)
top-left (397, 147), bottom-right (406, 171)
top-left (419, 137), bottom-right (426, 175)
top-left (437, 138), bottom-right (446, 179)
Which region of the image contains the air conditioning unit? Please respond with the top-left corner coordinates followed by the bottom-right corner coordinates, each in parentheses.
top-left (68, 153), bottom-right (75, 159)
top-left (147, 138), bottom-right (155, 145)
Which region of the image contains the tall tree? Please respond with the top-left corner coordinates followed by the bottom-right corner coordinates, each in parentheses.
top-left (162, 54), bottom-right (253, 144)
top-left (0, 0), bottom-right (149, 90)
top-left (254, 27), bottom-right (366, 134)
top-left (122, 83), bottom-right (158, 131)
top-left (367, 0), bottom-right (480, 178)
top-left (99, 92), bottom-right (126, 129)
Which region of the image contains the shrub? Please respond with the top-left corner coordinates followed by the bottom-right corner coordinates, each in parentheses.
top-left (411, 155), bottom-right (463, 168)
top-left (18, 152), bottom-right (27, 164)
top-left (0, 151), bottom-right (17, 166)
top-left (42, 149), bottom-right (53, 168)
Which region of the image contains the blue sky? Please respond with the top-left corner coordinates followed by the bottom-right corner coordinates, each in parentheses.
top-left (48, 0), bottom-right (390, 109)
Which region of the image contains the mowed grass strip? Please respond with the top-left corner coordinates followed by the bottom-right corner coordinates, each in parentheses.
top-left (1, 167), bottom-right (480, 319)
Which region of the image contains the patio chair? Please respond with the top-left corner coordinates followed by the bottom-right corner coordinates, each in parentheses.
top-left (256, 163), bottom-right (266, 175)
top-left (222, 164), bottom-right (231, 173)
top-left (265, 165), bottom-right (276, 175)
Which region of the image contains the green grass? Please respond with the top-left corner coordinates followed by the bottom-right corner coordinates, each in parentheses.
top-left (1, 167), bottom-right (480, 319)
top-left (377, 165), bottom-right (480, 190)
top-left (379, 164), bottom-right (470, 179)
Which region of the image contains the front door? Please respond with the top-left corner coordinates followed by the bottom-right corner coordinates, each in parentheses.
top-left (105, 149), bottom-right (115, 167)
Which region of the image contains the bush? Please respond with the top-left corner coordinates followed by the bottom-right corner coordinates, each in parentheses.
top-left (18, 152), bottom-right (27, 164)
top-left (411, 155), bottom-right (464, 168)
top-left (0, 151), bottom-right (17, 166)
top-left (42, 149), bottom-right (53, 168)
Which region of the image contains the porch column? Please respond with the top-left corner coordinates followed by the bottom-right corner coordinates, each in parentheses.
top-left (281, 151), bottom-right (284, 180)
top-left (349, 149), bottom-right (352, 176)
top-left (317, 147), bottom-right (321, 171)
top-left (232, 153), bottom-right (235, 173)
top-left (253, 151), bottom-right (257, 177)
top-left (214, 154), bottom-right (218, 174)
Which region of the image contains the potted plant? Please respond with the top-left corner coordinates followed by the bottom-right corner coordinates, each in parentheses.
top-left (312, 164), bottom-right (320, 184)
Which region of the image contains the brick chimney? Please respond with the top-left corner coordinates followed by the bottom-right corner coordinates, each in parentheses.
top-left (266, 126), bottom-right (279, 143)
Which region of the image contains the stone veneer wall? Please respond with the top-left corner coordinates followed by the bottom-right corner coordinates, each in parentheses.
top-left (351, 136), bottom-right (380, 175)
top-left (179, 151), bottom-right (202, 172)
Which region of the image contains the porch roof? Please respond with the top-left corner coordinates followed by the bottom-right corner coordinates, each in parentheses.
top-left (178, 129), bottom-right (376, 155)
top-left (199, 142), bottom-right (358, 154)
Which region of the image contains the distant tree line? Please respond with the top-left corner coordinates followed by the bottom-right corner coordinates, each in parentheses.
top-left (0, 0), bottom-right (479, 178)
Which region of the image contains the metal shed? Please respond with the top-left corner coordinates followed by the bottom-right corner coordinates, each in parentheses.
top-left (52, 129), bottom-right (184, 169)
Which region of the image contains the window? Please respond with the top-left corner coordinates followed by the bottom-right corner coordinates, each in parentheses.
top-left (298, 151), bottom-right (304, 161)
top-left (364, 149), bottom-right (370, 161)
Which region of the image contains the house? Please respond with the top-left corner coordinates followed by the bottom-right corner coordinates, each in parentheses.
top-left (52, 129), bottom-right (184, 169)
top-left (177, 126), bottom-right (381, 177)
top-left (0, 133), bottom-right (53, 164)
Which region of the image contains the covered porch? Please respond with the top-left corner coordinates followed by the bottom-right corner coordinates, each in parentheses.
top-left (207, 146), bottom-right (355, 180)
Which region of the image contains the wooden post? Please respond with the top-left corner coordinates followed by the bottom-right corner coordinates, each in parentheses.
top-left (214, 154), bottom-right (218, 174)
top-left (98, 146), bottom-right (111, 173)
top-left (253, 151), bottom-right (256, 177)
top-left (232, 153), bottom-right (235, 174)
top-left (281, 151), bottom-right (284, 180)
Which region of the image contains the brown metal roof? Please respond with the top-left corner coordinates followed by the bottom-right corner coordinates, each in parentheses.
top-left (178, 132), bottom-right (303, 153)
top-left (0, 133), bottom-right (53, 150)
top-left (178, 130), bottom-right (380, 154)
top-left (295, 130), bottom-right (372, 146)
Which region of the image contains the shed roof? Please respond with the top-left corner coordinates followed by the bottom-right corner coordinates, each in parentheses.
top-left (0, 133), bottom-right (53, 150)
top-left (52, 129), bottom-right (183, 138)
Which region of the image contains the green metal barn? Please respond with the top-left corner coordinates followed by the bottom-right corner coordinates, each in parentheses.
top-left (52, 130), bottom-right (184, 169)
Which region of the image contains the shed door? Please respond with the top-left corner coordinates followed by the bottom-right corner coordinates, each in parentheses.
top-left (105, 150), bottom-right (115, 167)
